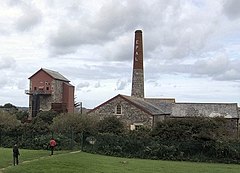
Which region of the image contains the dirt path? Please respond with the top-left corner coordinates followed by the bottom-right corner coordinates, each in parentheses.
top-left (0, 150), bottom-right (81, 173)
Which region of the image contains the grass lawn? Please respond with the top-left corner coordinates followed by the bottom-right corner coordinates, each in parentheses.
top-left (0, 147), bottom-right (67, 169)
top-left (1, 148), bottom-right (240, 173)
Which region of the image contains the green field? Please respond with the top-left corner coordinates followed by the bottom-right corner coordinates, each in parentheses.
top-left (1, 148), bottom-right (240, 173)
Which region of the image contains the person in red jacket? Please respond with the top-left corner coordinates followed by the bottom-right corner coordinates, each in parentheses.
top-left (49, 138), bottom-right (57, 155)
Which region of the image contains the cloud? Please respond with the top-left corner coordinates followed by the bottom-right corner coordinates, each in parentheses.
top-left (77, 82), bottom-right (90, 90)
top-left (102, 34), bottom-right (132, 61)
top-left (15, 3), bottom-right (42, 31)
top-left (191, 55), bottom-right (240, 81)
top-left (223, 0), bottom-right (240, 20)
top-left (146, 1), bottom-right (224, 61)
top-left (0, 0), bottom-right (240, 107)
top-left (0, 76), bottom-right (8, 88)
top-left (116, 79), bottom-right (128, 90)
top-left (48, 0), bottom-right (149, 56)
top-left (17, 79), bottom-right (28, 90)
top-left (193, 55), bottom-right (229, 76)
top-left (92, 0), bottom-right (148, 33)
top-left (0, 57), bottom-right (16, 69)
top-left (50, 23), bottom-right (99, 48)
top-left (48, 0), bottom-right (227, 63)
top-left (146, 54), bottom-right (240, 81)
top-left (94, 81), bottom-right (101, 88)
top-left (49, 22), bottom-right (110, 56)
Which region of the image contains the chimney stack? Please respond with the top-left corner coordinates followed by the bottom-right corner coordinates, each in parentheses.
top-left (131, 30), bottom-right (144, 98)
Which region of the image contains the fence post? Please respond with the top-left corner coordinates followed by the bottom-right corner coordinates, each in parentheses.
top-left (81, 131), bottom-right (84, 151)
top-left (0, 129), bottom-right (1, 147)
top-left (71, 128), bottom-right (74, 150)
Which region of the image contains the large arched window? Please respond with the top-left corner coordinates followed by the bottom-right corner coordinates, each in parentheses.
top-left (115, 104), bottom-right (122, 115)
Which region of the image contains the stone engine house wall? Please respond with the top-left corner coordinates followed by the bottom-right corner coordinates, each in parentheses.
top-left (89, 96), bottom-right (153, 128)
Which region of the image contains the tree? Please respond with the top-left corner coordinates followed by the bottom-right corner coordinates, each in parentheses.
top-left (97, 116), bottom-right (125, 135)
top-left (152, 117), bottom-right (227, 141)
top-left (51, 113), bottom-right (97, 135)
top-left (35, 111), bottom-right (58, 124)
top-left (15, 110), bottom-right (29, 123)
top-left (0, 103), bottom-right (18, 114)
top-left (3, 103), bottom-right (17, 109)
top-left (0, 112), bottom-right (21, 132)
top-left (0, 111), bottom-right (21, 147)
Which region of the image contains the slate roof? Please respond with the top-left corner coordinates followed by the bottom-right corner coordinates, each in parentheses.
top-left (42, 68), bottom-right (70, 82)
top-left (171, 103), bottom-right (239, 119)
top-left (29, 68), bottom-right (70, 82)
top-left (144, 98), bottom-right (174, 114)
top-left (122, 95), bottom-right (167, 115)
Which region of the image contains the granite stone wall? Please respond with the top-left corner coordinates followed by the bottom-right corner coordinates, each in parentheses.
top-left (51, 80), bottom-right (63, 103)
top-left (89, 96), bottom-right (153, 128)
top-left (131, 69), bottom-right (144, 98)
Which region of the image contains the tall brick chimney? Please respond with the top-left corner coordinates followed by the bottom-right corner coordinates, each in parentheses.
top-left (131, 30), bottom-right (144, 98)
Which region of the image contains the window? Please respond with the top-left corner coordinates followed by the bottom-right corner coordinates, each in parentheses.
top-left (34, 87), bottom-right (37, 90)
top-left (46, 87), bottom-right (49, 90)
top-left (115, 104), bottom-right (122, 115)
top-left (130, 123), bottom-right (143, 130)
top-left (135, 124), bottom-right (143, 130)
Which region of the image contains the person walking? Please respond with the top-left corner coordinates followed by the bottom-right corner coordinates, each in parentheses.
top-left (49, 138), bottom-right (57, 155)
top-left (13, 144), bottom-right (20, 166)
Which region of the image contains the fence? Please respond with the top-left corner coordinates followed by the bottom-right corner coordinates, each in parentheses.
top-left (0, 129), bottom-right (94, 151)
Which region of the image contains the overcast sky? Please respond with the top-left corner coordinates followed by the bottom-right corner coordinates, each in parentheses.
top-left (0, 0), bottom-right (239, 109)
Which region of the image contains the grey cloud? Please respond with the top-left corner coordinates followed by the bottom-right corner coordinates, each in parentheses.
top-left (16, 5), bottom-right (42, 31)
top-left (77, 82), bottom-right (90, 90)
top-left (102, 34), bottom-right (132, 61)
top-left (147, 19), bottom-right (216, 61)
top-left (94, 82), bottom-right (101, 88)
top-left (93, 1), bottom-right (149, 33)
top-left (214, 69), bottom-right (240, 81)
top-left (17, 79), bottom-right (28, 90)
top-left (192, 56), bottom-right (240, 81)
top-left (50, 24), bottom-right (96, 48)
top-left (146, 55), bottom-right (240, 81)
top-left (0, 76), bottom-right (8, 89)
top-left (49, 23), bottom-right (110, 55)
top-left (0, 57), bottom-right (16, 69)
top-left (223, 0), bottom-right (240, 20)
top-left (48, 1), bottom-right (151, 56)
top-left (48, 0), bottom-right (220, 61)
top-left (60, 62), bottom-right (131, 81)
top-left (193, 55), bottom-right (229, 76)
top-left (116, 79), bottom-right (128, 90)
top-left (6, 0), bottom-right (23, 6)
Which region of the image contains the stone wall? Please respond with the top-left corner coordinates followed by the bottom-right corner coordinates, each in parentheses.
top-left (39, 95), bottom-right (52, 111)
top-left (88, 96), bottom-right (153, 128)
top-left (51, 80), bottom-right (63, 103)
top-left (131, 69), bottom-right (144, 98)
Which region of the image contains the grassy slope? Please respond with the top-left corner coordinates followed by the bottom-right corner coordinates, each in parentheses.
top-left (0, 148), bottom-right (66, 169)
top-left (2, 150), bottom-right (240, 173)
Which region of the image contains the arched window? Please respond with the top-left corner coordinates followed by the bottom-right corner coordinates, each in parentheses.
top-left (115, 104), bottom-right (122, 115)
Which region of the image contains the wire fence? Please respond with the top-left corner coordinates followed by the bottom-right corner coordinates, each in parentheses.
top-left (0, 130), bottom-right (94, 151)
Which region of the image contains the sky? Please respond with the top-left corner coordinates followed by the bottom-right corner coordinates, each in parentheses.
top-left (0, 0), bottom-right (239, 109)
